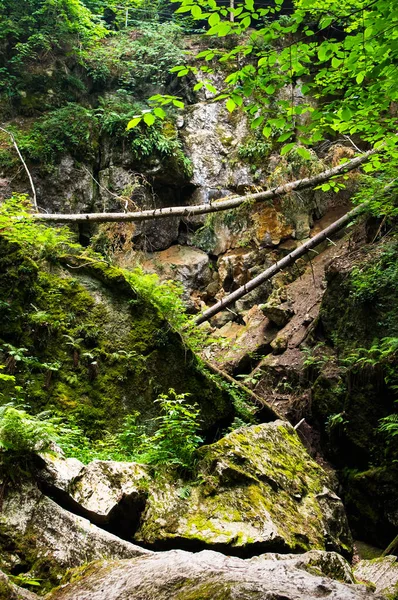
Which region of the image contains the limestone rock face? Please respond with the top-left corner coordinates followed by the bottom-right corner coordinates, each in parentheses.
top-left (182, 102), bottom-right (252, 191)
top-left (140, 245), bottom-right (212, 296)
top-left (37, 456), bottom-right (149, 536)
top-left (354, 555), bottom-right (398, 597)
top-left (46, 549), bottom-right (384, 600)
top-left (0, 482), bottom-right (150, 590)
top-left (134, 421), bottom-right (353, 556)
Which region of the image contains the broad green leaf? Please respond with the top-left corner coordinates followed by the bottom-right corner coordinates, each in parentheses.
top-left (280, 142), bottom-right (296, 156)
top-left (126, 117), bottom-right (141, 130)
top-left (251, 116), bottom-right (264, 128)
top-left (356, 72), bottom-right (365, 84)
top-left (205, 82), bottom-right (217, 94)
top-left (208, 12), bottom-right (220, 26)
top-left (191, 5), bottom-right (202, 18)
top-left (262, 125), bottom-right (272, 138)
top-left (173, 100), bottom-right (185, 109)
top-left (143, 113), bottom-right (156, 126)
top-left (296, 147), bottom-right (312, 160)
top-left (341, 107), bottom-right (353, 121)
top-left (153, 107), bottom-right (166, 119)
top-left (277, 131), bottom-right (292, 142)
top-left (226, 98), bottom-right (236, 112)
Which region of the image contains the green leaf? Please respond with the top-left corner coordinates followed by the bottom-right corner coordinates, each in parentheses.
top-left (277, 131), bottom-right (292, 143)
top-left (191, 5), bottom-right (202, 18)
top-left (251, 116), bottom-right (264, 128)
top-left (153, 107), bottom-right (166, 120)
top-left (173, 100), bottom-right (185, 109)
top-left (296, 147), bottom-right (312, 160)
top-left (205, 82), bottom-right (217, 94)
top-left (177, 69), bottom-right (189, 77)
top-left (341, 107), bottom-right (353, 121)
top-left (143, 113), bottom-right (156, 126)
top-left (332, 57), bottom-right (342, 68)
top-left (226, 98), bottom-right (236, 113)
top-left (356, 72), bottom-right (365, 84)
top-left (193, 81), bottom-right (204, 91)
top-left (208, 12), bottom-right (220, 26)
top-left (126, 117), bottom-right (141, 130)
top-left (280, 142), bottom-right (296, 156)
top-left (262, 125), bottom-right (272, 138)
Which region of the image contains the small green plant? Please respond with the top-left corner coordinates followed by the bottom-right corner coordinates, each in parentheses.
top-left (118, 389), bottom-right (203, 469)
top-left (0, 405), bottom-right (59, 475)
top-left (325, 412), bottom-right (348, 435)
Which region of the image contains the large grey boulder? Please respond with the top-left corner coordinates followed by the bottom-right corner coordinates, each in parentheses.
top-left (354, 555), bottom-right (398, 597)
top-left (134, 421), bottom-right (353, 556)
top-left (46, 549), bottom-right (384, 600)
top-left (67, 460), bottom-right (149, 533)
top-left (37, 457), bottom-right (149, 536)
top-left (0, 482), bottom-right (150, 591)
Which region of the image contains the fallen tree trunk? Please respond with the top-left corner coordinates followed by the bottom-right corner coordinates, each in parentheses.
top-left (29, 149), bottom-right (376, 223)
top-left (195, 203), bottom-right (364, 324)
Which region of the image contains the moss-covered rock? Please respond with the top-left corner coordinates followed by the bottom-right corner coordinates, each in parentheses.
top-left (0, 236), bottom-right (233, 438)
top-left (134, 421), bottom-right (353, 556)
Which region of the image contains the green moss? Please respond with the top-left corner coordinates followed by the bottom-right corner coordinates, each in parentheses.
top-left (0, 234), bottom-right (233, 446)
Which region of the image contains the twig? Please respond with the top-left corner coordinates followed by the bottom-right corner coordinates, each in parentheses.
top-left (80, 165), bottom-right (138, 213)
top-left (0, 126), bottom-right (37, 211)
top-left (294, 418), bottom-right (305, 430)
top-left (343, 135), bottom-right (364, 154)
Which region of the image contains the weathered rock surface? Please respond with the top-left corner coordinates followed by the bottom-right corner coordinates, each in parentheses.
top-left (36, 452), bottom-right (84, 493)
top-left (140, 245), bottom-right (212, 296)
top-left (37, 456), bottom-right (149, 537)
top-left (354, 556), bottom-right (398, 597)
top-left (46, 549), bottom-right (384, 600)
top-left (0, 482), bottom-right (149, 590)
top-left (135, 421), bottom-right (353, 556)
top-left (67, 460), bottom-right (149, 532)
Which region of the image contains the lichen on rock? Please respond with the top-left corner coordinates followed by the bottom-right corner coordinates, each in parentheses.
top-left (134, 421), bottom-right (353, 556)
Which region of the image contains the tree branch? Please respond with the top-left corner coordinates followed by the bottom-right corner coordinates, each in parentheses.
top-left (195, 203), bottom-right (365, 324)
top-left (0, 127), bottom-right (38, 212)
top-left (29, 148), bottom-right (377, 223)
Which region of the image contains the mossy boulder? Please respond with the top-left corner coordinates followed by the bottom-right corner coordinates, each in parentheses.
top-left (45, 549), bottom-right (384, 600)
top-left (134, 421), bottom-right (353, 556)
top-left (0, 235), bottom-right (233, 437)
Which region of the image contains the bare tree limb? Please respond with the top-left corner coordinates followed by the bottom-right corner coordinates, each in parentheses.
top-left (195, 203), bottom-right (365, 324)
top-left (202, 358), bottom-right (283, 422)
top-left (0, 127), bottom-right (38, 212)
top-left (28, 148), bottom-right (377, 223)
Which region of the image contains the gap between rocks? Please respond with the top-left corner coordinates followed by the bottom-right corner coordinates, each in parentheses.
top-left (37, 477), bottom-right (306, 560)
